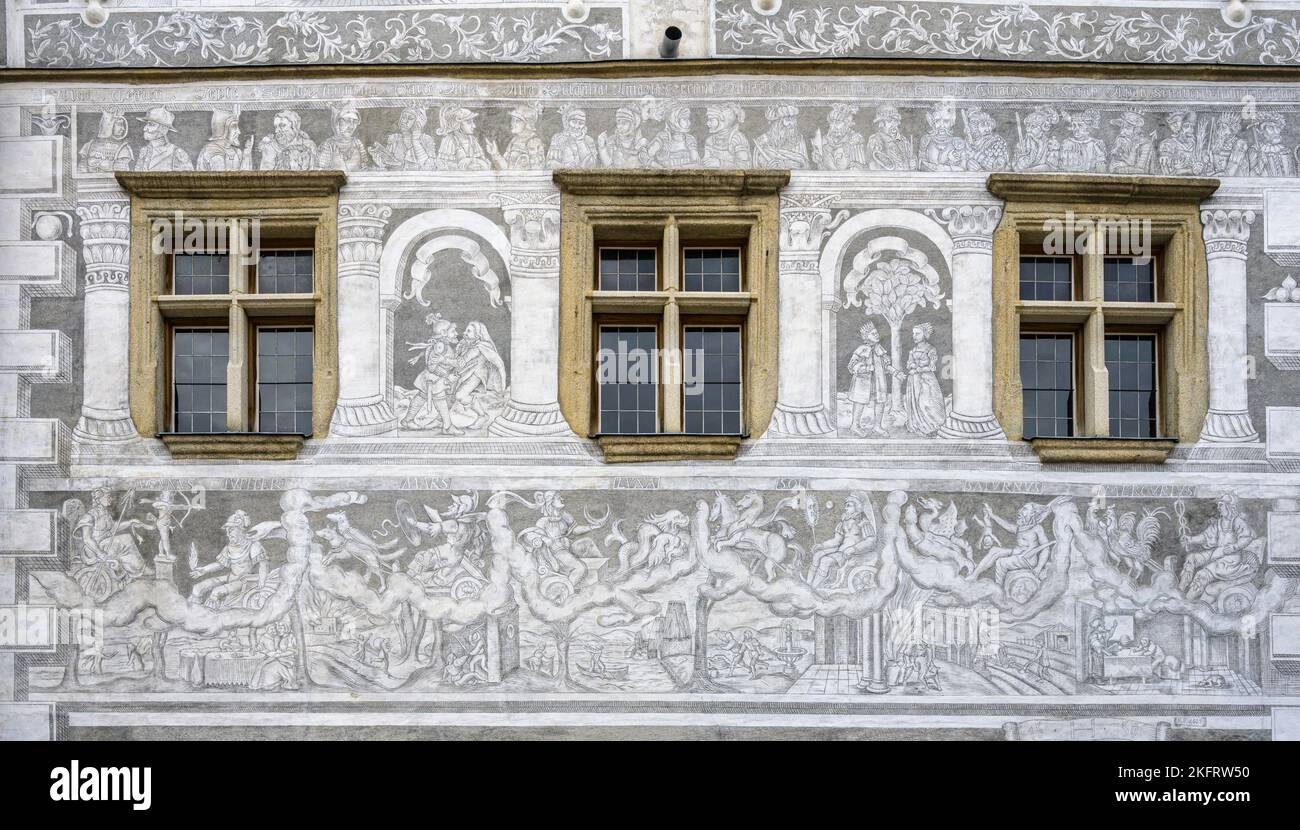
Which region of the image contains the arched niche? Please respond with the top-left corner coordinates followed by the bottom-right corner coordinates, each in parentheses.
top-left (816, 209), bottom-right (955, 433)
top-left (377, 209), bottom-right (513, 414)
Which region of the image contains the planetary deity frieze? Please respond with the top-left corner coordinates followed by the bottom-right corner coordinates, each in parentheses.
top-left (21, 483), bottom-right (1290, 698)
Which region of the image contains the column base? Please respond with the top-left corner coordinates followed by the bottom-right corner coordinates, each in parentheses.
top-left (1199, 409), bottom-right (1259, 443)
top-left (770, 404), bottom-right (835, 437)
top-left (488, 401), bottom-right (570, 437)
top-left (858, 679), bottom-right (890, 695)
top-left (937, 411), bottom-right (1005, 440)
top-left (330, 399), bottom-right (398, 437)
top-left (73, 413), bottom-right (136, 442)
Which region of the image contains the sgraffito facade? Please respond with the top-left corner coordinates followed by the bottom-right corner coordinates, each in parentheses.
top-left (2, 0), bottom-right (1300, 740)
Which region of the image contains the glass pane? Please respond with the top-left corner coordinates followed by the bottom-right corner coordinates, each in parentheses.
top-left (1019, 334), bottom-right (1074, 438)
top-left (257, 250), bottom-right (314, 294)
top-left (683, 248), bottom-right (742, 293)
top-left (683, 326), bottom-right (743, 435)
top-left (597, 326), bottom-right (658, 434)
top-left (256, 327), bottom-right (314, 435)
top-left (172, 327), bottom-right (229, 433)
top-left (1104, 256), bottom-right (1156, 303)
top-left (598, 249), bottom-right (656, 291)
top-left (172, 253), bottom-right (229, 295)
top-left (1105, 334), bottom-right (1158, 438)
top-left (1018, 257), bottom-right (1073, 301)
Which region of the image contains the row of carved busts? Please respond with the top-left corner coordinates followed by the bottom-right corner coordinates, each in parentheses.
top-left (76, 100), bottom-right (1299, 177)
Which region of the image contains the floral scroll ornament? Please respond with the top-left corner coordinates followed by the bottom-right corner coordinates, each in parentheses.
top-left (27, 9), bottom-right (623, 67)
top-left (716, 2), bottom-right (1300, 65)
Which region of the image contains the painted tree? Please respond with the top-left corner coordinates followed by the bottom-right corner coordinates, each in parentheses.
top-left (842, 237), bottom-right (945, 423)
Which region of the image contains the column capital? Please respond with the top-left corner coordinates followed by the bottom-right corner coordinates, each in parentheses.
top-left (337, 202), bottom-right (391, 272)
top-left (779, 193), bottom-right (848, 254)
top-left (1201, 208), bottom-right (1255, 258)
top-left (493, 191), bottom-right (560, 250)
top-left (74, 200), bottom-right (130, 292)
top-left (494, 191), bottom-right (559, 278)
top-left (926, 205), bottom-right (1002, 252)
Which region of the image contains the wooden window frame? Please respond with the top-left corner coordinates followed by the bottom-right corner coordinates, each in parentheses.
top-left (117, 171), bottom-right (344, 459)
top-left (166, 321), bottom-right (229, 434)
top-left (592, 319), bottom-right (663, 435)
top-left (1017, 328), bottom-right (1080, 439)
top-left (988, 173), bottom-right (1217, 464)
top-left (1103, 328), bottom-right (1163, 440)
top-left (555, 169), bottom-right (787, 462)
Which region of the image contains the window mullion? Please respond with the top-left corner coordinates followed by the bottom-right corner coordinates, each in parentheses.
top-left (1082, 308), bottom-right (1109, 437)
top-left (662, 297), bottom-right (682, 433)
top-left (662, 217), bottom-right (679, 291)
top-left (227, 301), bottom-right (250, 433)
top-left (229, 219), bottom-right (250, 294)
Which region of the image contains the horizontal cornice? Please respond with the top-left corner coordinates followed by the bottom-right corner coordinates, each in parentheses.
top-left (987, 173), bottom-right (1221, 204)
top-left (554, 168), bottom-right (790, 196)
top-left (116, 171), bottom-right (347, 200)
top-left (6, 56), bottom-right (1300, 86)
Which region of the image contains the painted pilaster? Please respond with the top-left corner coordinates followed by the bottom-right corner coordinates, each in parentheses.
top-left (73, 198), bottom-right (134, 441)
top-left (489, 191), bottom-right (568, 436)
top-left (930, 205), bottom-right (1005, 440)
top-left (772, 193), bottom-right (845, 437)
top-left (1200, 208), bottom-right (1259, 443)
top-left (331, 203), bottom-right (398, 436)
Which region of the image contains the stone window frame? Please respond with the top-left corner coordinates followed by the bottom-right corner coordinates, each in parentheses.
top-left (116, 171), bottom-right (344, 459)
top-left (987, 173), bottom-right (1217, 464)
top-left (554, 169), bottom-right (787, 462)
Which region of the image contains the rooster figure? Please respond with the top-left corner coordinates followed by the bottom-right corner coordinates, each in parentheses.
top-left (1090, 501), bottom-right (1167, 581)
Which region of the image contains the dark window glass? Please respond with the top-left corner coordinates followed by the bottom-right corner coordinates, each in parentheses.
top-left (1104, 257), bottom-right (1156, 302)
top-left (172, 253), bottom-right (229, 295)
top-left (257, 327), bottom-right (314, 435)
top-left (258, 250), bottom-right (314, 294)
top-left (1106, 334), bottom-right (1158, 438)
top-left (1020, 334), bottom-right (1074, 438)
top-left (683, 248), bottom-right (741, 293)
top-left (598, 249), bottom-right (656, 292)
top-left (684, 326), bottom-right (742, 435)
top-left (597, 326), bottom-right (657, 434)
top-left (1018, 257), bottom-right (1073, 301)
top-left (172, 328), bottom-right (228, 433)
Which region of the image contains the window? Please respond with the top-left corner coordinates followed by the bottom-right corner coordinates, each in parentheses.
top-left (555, 170), bottom-right (786, 462)
top-left (1019, 333), bottom-right (1075, 439)
top-left (172, 327), bottom-right (229, 434)
top-left (256, 326), bottom-right (315, 435)
top-left (683, 325), bottom-right (743, 435)
top-left (1019, 256), bottom-right (1074, 302)
top-left (117, 171), bottom-right (343, 459)
top-left (599, 248), bottom-right (656, 291)
top-left (988, 173), bottom-right (1215, 463)
top-left (597, 325), bottom-right (659, 434)
top-left (1105, 333), bottom-right (1158, 438)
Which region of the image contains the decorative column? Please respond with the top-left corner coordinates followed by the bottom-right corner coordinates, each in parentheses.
top-left (489, 191), bottom-right (568, 436)
top-left (929, 205), bottom-right (1006, 440)
top-left (860, 612), bottom-right (888, 694)
top-left (772, 194), bottom-right (846, 436)
top-left (1200, 209), bottom-right (1259, 442)
top-left (331, 203), bottom-right (398, 436)
top-left (73, 199), bottom-right (135, 441)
